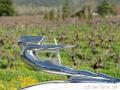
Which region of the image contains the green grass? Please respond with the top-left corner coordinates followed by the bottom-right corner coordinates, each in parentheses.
top-left (0, 22), bottom-right (120, 89)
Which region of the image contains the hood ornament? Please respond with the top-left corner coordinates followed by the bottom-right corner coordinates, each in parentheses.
top-left (18, 36), bottom-right (120, 90)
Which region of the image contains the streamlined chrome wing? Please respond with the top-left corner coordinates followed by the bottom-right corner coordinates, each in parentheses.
top-left (18, 36), bottom-right (46, 44)
top-left (18, 36), bottom-right (120, 83)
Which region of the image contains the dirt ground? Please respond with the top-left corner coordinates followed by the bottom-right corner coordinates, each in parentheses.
top-left (0, 16), bottom-right (47, 25)
top-left (0, 16), bottom-right (120, 26)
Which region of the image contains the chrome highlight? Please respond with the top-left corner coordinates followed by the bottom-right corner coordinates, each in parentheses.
top-left (18, 36), bottom-right (120, 83)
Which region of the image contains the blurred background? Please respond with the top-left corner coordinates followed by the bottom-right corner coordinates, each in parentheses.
top-left (0, 0), bottom-right (120, 90)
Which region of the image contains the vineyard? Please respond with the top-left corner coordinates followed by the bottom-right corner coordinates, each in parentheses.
top-left (0, 17), bottom-right (120, 89)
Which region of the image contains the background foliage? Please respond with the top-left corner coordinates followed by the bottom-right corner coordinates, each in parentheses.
top-left (0, 21), bottom-right (120, 89)
top-left (0, 0), bottom-right (16, 16)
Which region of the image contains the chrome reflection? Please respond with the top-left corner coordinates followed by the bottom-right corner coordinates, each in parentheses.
top-left (18, 36), bottom-right (120, 86)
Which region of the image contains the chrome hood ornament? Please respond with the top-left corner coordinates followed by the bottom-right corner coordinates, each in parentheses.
top-left (18, 36), bottom-right (120, 90)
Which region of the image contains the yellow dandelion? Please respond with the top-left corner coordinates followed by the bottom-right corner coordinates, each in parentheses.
top-left (0, 80), bottom-right (5, 90)
top-left (17, 76), bottom-right (38, 88)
